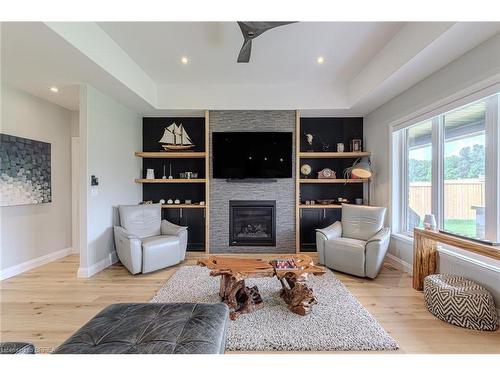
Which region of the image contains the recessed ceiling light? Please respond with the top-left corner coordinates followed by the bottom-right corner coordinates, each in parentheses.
top-left (50, 86), bottom-right (59, 93)
top-left (181, 56), bottom-right (189, 65)
top-left (317, 56), bottom-right (325, 65)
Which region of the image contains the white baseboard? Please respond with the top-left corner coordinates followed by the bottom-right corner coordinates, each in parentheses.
top-left (77, 251), bottom-right (118, 278)
top-left (386, 253), bottom-right (413, 275)
top-left (0, 247), bottom-right (73, 281)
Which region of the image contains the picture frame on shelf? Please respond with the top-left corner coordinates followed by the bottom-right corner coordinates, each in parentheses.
top-left (351, 139), bottom-right (362, 152)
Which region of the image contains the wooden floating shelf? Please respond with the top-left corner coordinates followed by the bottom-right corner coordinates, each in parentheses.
top-left (299, 204), bottom-right (342, 209)
top-left (299, 151), bottom-right (371, 159)
top-left (135, 178), bottom-right (206, 184)
top-left (135, 151), bottom-right (206, 159)
top-left (299, 179), bottom-right (367, 184)
top-left (162, 204), bottom-right (206, 209)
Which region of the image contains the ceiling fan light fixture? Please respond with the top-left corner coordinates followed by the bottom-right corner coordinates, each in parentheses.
top-left (317, 56), bottom-right (325, 65)
top-left (181, 56), bottom-right (189, 65)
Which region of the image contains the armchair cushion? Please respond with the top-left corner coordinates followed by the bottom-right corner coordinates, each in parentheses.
top-left (142, 236), bottom-right (182, 273)
top-left (341, 204), bottom-right (386, 241)
top-left (324, 238), bottom-right (367, 277)
top-left (118, 204), bottom-right (161, 239)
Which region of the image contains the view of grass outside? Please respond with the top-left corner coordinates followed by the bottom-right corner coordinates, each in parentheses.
top-left (443, 219), bottom-right (476, 238)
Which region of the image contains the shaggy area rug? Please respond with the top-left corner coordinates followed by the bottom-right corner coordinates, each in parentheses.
top-left (151, 266), bottom-right (398, 351)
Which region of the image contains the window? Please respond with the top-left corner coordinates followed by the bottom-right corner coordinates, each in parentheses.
top-left (443, 102), bottom-right (486, 239)
top-left (406, 120), bottom-right (432, 232)
top-left (393, 92), bottom-right (500, 243)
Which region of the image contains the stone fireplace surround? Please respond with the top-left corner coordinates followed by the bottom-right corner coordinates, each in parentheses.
top-left (209, 110), bottom-right (295, 254)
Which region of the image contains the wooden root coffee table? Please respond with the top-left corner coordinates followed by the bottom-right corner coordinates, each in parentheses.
top-left (198, 254), bottom-right (325, 320)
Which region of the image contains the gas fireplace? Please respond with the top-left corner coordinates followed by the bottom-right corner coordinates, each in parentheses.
top-left (229, 200), bottom-right (276, 246)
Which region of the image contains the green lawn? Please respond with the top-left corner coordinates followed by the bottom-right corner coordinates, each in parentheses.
top-left (443, 219), bottom-right (477, 238)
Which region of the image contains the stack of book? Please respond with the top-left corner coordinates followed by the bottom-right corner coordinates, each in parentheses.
top-left (273, 259), bottom-right (297, 270)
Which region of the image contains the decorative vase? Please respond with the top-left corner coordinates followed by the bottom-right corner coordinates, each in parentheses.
top-left (423, 214), bottom-right (437, 230)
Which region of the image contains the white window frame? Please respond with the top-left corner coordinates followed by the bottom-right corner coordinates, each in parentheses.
top-left (391, 84), bottom-right (500, 242)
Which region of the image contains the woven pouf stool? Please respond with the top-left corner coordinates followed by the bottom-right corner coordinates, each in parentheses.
top-left (424, 274), bottom-right (498, 331)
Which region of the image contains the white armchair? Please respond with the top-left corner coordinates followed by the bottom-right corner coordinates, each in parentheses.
top-left (316, 204), bottom-right (390, 279)
top-left (114, 203), bottom-right (187, 274)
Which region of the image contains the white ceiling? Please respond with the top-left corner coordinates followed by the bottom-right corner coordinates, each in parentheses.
top-left (98, 22), bottom-right (403, 86)
top-left (2, 21), bottom-right (500, 115)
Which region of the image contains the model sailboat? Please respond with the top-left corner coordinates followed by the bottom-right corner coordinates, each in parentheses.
top-left (159, 122), bottom-right (195, 151)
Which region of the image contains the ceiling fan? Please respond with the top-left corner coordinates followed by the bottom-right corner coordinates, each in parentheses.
top-left (236, 22), bottom-right (296, 63)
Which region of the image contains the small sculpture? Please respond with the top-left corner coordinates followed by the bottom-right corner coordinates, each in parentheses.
top-left (305, 133), bottom-right (314, 146)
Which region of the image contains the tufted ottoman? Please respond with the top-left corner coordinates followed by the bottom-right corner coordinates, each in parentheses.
top-left (53, 303), bottom-right (229, 354)
top-left (424, 274), bottom-right (498, 331)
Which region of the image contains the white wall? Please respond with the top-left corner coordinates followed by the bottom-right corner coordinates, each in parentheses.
top-left (364, 33), bottom-right (500, 305)
top-left (78, 85), bottom-right (141, 277)
top-left (0, 84), bottom-right (72, 276)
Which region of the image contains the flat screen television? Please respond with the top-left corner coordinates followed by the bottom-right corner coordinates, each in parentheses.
top-left (213, 132), bottom-right (292, 179)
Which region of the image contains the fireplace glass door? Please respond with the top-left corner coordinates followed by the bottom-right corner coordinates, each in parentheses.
top-left (229, 200), bottom-right (276, 246)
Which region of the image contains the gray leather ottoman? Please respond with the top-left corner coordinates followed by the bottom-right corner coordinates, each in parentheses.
top-left (53, 303), bottom-right (229, 354)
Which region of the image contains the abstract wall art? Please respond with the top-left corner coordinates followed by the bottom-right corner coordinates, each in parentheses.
top-left (0, 133), bottom-right (51, 206)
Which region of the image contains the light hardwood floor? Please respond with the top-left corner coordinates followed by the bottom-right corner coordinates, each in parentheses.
top-left (1, 253), bottom-right (499, 353)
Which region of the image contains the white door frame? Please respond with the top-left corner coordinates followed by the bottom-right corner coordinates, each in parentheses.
top-left (71, 137), bottom-right (80, 254)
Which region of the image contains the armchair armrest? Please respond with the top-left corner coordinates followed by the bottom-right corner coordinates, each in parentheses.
top-left (113, 226), bottom-right (142, 274)
top-left (316, 221), bottom-right (342, 240)
top-left (365, 227), bottom-right (391, 279)
top-left (114, 226), bottom-right (138, 240)
top-left (161, 220), bottom-right (188, 236)
top-left (315, 221), bottom-right (342, 265)
top-left (366, 227), bottom-right (390, 244)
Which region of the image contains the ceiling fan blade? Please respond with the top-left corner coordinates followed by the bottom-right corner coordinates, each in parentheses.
top-left (236, 21), bottom-right (296, 63)
top-left (237, 39), bottom-right (252, 63)
top-left (242, 21), bottom-right (296, 33)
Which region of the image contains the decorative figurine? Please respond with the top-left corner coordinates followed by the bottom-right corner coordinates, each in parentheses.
top-left (304, 133), bottom-right (314, 151)
top-left (159, 122), bottom-right (195, 151)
